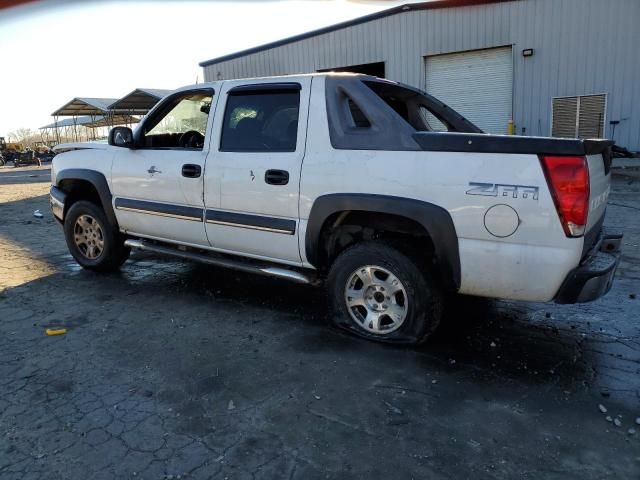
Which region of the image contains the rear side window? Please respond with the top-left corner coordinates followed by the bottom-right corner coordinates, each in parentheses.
top-left (364, 80), bottom-right (454, 132)
top-left (324, 77), bottom-right (482, 151)
top-left (419, 106), bottom-right (449, 132)
top-left (220, 90), bottom-right (300, 152)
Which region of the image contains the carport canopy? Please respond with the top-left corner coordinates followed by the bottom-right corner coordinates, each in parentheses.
top-left (52, 97), bottom-right (121, 116)
top-left (40, 114), bottom-right (139, 129)
top-left (108, 88), bottom-right (172, 114)
top-left (40, 116), bottom-right (100, 129)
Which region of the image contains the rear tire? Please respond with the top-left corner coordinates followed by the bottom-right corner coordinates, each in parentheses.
top-left (327, 241), bottom-right (443, 345)
top-left (64, 200), bottom-right (129, 271)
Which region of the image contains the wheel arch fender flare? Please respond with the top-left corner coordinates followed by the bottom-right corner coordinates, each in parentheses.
top-left (304, 193), bottom-right (461, 290)
top-left (55, 168), bottom-right (118, 228)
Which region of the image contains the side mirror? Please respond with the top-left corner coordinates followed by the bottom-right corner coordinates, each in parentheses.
top-left (108, 127), bottom-right (135, 148)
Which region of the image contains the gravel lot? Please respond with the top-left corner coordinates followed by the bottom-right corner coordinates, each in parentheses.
top-left (1, 165), bottom-right (639, 479)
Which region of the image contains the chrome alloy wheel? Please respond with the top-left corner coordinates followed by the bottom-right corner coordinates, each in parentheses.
top-left (344, 265), bottom-right (408, 334)
top-left (73, 214), bottom-right (104, 260)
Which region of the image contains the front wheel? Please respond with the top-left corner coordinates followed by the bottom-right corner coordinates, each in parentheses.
top-left (327, 241), bottom-right (443, 345)
top-left (64, 200), bottom-right (130, 271)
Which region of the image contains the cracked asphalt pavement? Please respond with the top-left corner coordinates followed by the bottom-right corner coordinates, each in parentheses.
top-left (1, 165), bottom-right (639, 479)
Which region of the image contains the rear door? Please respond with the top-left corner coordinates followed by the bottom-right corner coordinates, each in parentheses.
top-left (203, 79), bottom-right (311, 264)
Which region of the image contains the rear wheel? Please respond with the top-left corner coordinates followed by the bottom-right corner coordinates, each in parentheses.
top-left (64, 200), bottom-right (129, 271)
top-left (327, 241), bottom-right (443, 345)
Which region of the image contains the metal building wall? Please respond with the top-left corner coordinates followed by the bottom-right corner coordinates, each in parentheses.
top-left (202, 0), bottom-right (640, 150)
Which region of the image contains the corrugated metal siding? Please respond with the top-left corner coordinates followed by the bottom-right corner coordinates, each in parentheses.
top-left (203, 0), bottom-right (640, 150)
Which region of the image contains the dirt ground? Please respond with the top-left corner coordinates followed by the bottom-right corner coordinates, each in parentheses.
top-left (1, 165), bottom-right (639, 479)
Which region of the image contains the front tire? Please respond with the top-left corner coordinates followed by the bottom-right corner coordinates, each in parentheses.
top-left (328, 241), bottom-right (443, 345)
top-left (64, 200), bottom-right (129, 271)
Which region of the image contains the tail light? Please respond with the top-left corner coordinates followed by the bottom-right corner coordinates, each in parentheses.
top-left (540, 155), bottom-right (590, 237)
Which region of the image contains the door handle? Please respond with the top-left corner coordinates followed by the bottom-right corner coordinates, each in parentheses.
top-left (147, 166), bottom-right (162, 175)
top-left (265, 169), bottom-right (289, 185)
top-left (182, 164), bottom-right (202, 178)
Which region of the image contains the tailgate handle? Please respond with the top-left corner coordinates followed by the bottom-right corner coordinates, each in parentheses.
top-left (182, 164), bottom-right (202, 178)
top-left (265, 169), bottom-right (289, 185)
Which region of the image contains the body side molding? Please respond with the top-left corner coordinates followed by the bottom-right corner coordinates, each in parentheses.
top-left (205, 209), bottom-right (296, 235)
top-left (114, 198), bottom-right (204, 222)
top-left (111, 198), bottom-right (297, 234)
top-left (305, 193), bottom-right (460, 290)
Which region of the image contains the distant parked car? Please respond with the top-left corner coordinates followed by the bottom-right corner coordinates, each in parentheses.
top-left (13, 149), bottom-right (41, 167)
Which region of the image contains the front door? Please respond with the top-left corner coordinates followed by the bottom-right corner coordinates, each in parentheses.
top-left (203, 79), bottom-right (311, 264)
top-left (111, 88), bottom-right (216, 246)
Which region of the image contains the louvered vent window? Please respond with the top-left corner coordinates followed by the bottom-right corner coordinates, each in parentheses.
top-left (552, 94), bottom-right (606, 138)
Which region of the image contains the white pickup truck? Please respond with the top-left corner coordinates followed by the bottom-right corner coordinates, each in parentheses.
top-left (50, 73), bottom-right (622, 345)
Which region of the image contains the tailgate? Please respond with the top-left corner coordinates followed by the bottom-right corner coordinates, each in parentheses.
top-left (583, 140), bottom-right (614, 254)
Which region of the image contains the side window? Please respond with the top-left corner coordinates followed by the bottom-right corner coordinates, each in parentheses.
top-left (142, 91), bottom-right (213, 149)
top-left (363, 80), bottom-right (453, 132)
top-left (220, 90), bottom-right (300, 152)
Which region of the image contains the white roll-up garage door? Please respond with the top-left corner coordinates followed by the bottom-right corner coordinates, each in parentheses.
top-left (425, 47), bottom-right (513, 135)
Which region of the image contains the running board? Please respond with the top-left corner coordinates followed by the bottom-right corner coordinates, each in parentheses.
top-left (124, 239), bottom-right (317, 285)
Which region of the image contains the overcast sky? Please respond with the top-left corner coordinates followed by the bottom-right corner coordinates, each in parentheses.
top-left (0, 0), bottom-right (408, 136)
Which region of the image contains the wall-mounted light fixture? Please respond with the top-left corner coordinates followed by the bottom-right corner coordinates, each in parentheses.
top-left (522, 48), bottom-right (534, 57)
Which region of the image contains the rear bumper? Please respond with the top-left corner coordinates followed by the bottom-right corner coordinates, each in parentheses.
top-left (50, 185), bottom-right (66, 222)
top-left (554, 229), bottom-right (622, 304)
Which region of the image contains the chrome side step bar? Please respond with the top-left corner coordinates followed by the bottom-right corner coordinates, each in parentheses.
top-left (124, 239), bottom-right (317, 285)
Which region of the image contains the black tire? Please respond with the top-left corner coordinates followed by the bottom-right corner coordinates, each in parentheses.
top-left (64, 200), bottom-right (130, 271)
top-left (327, 241), bottom-right (443, 345)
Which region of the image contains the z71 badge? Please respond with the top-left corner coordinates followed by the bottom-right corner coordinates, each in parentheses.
top-left (466, 182), bottom-right (539, 200)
